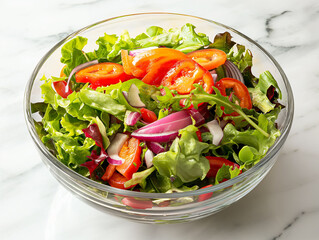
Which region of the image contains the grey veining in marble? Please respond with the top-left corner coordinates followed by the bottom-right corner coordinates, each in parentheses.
top-left (1, 0), bottom-right (319, 239)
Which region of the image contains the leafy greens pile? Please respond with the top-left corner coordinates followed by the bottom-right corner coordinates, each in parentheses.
top-left (32, 23), bottom-right (282, 193)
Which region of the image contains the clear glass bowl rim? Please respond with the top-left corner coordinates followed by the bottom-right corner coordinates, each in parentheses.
top-left (24, 12), bottom-right (294, 199)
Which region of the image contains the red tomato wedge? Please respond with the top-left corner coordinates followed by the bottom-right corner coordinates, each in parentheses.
top-left (215, 78), bottom-right (252, 109)
top-left (53, 81), bottom-right (72, 98)
top-left (198, 184), bottom-right (213, 202)
top-left (140, 108), bottom-right (158, 123)
top-left (101, 164), bottom-right (116, 181)
top-left (161, 59), bottom-right (214, 94)
top-left (187, 49), bottom-right (227, 70)
top-left (108, 172), bottom-right (130, 189)
top-left (75, 62), bottom-right (131, 88)
top-left (206, 156), bottom-right (241, 178)
top-left (116, 137), bottom-right (142, 179)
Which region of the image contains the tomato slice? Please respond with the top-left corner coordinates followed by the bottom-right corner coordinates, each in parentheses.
top-left (132, 48), bottom-right (187, 69)
top-left (52, 81), bottom-right (72, 98)
top-left (75, 62), bottom-right (131, 88)
top-left (216, 78), bottom-right (252, 109)
top-left (161, 59), bottom-right (214, 94)
top-left (116, 137), bottom-right (142, 179)
top-left (121, 50), bottom-right (145, 77)
top-left (187, 49), bottom-right (227, 70)
top-left (140, 108), bottom-right (158, 123)
top-left (206, 156), bottom-right (241, 178)
top-left (142, 58), bottom-right (179, 86)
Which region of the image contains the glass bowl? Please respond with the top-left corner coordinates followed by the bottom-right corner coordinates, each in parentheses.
top-left (24, 13), bottom-right (294, 223)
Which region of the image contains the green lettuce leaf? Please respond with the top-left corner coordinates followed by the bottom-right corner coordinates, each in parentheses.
top-left (137, 23), bottom-right (210, 53)
top-left (79, 88), bottom-right (126, 116)
top-left (222, 108), bottom-right (281, 165)
top-left (60, 36), bottom-right (89, 76)
top-left (215, 164), bottom-right (241, 185)
top-left (175, 23), bottom-right (210, 53)
top-left (124, 167), bottom-right (155, 189)
top-left (153, 125), bottom-right (210, 183)
top-left (227, 44), bottom-right (253, 72)
top-left (249, 71), bottom-right (282, 113)
top-left (209, 32), bottom-right (236, 53)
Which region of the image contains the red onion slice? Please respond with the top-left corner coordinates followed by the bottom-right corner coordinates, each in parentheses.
top-left (206, 119), bottom-right (224, 146)
top-left (144, 149), bottom-right (154, 168)
top-left (187, 108), bottom-right (205, 126)
top-left (133, 110), bottom-right (192, 135)
top-left (124, 84), bottom-right (146, 108)
top-left (224, 60), bottom-right (244, 83)
top-left (65, 60), bottom-right (99, 92)
top-left (106, 133), bottom-right (129, 165)
top-left (210, 70), bottom-right (218, 84)
top-left (131, 131), bottom-right (178, 143)
top-left (129, 47), bottom-right (158, 56)
top-left (146, 142), bottom-right (165, 154)
top-left (125, 111), bottom-right (141, 126)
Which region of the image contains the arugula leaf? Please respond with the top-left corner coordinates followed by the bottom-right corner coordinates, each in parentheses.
top-left (153, 125), bottom-right (210, 183)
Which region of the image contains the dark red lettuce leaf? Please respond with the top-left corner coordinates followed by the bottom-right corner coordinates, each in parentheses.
top-left (82, 123), bottom-right (104, 148)
top-left (81, 150), bottom-right (108, 176)
top-left (80, 123), bottom-right (108, 176)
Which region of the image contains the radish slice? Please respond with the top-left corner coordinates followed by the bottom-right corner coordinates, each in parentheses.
top-left (144, 149), bottom-right (154, 168)
top-left (125, 111), bottom-right (141, 126)
top-left (147, 142), bottom-right (165, 154)
top-left (125, 84), bottom-right (146, 108)
top-left (224, 60), bottom-right (244, 83)
top-left (129, 47), bottom-right (158, 57)
top-left (65, 60), bottom-right (99, 92)
top-left (106, 133), bottom-right (129, 165)
top-left (206, 119), bottom-right (224, 146)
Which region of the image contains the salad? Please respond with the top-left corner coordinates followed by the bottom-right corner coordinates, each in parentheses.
top-left (32, 24), bottom-right (282, 193)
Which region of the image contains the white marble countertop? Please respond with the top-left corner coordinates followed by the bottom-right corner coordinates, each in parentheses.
top-left (1, 0), bottom-right (319, 239)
